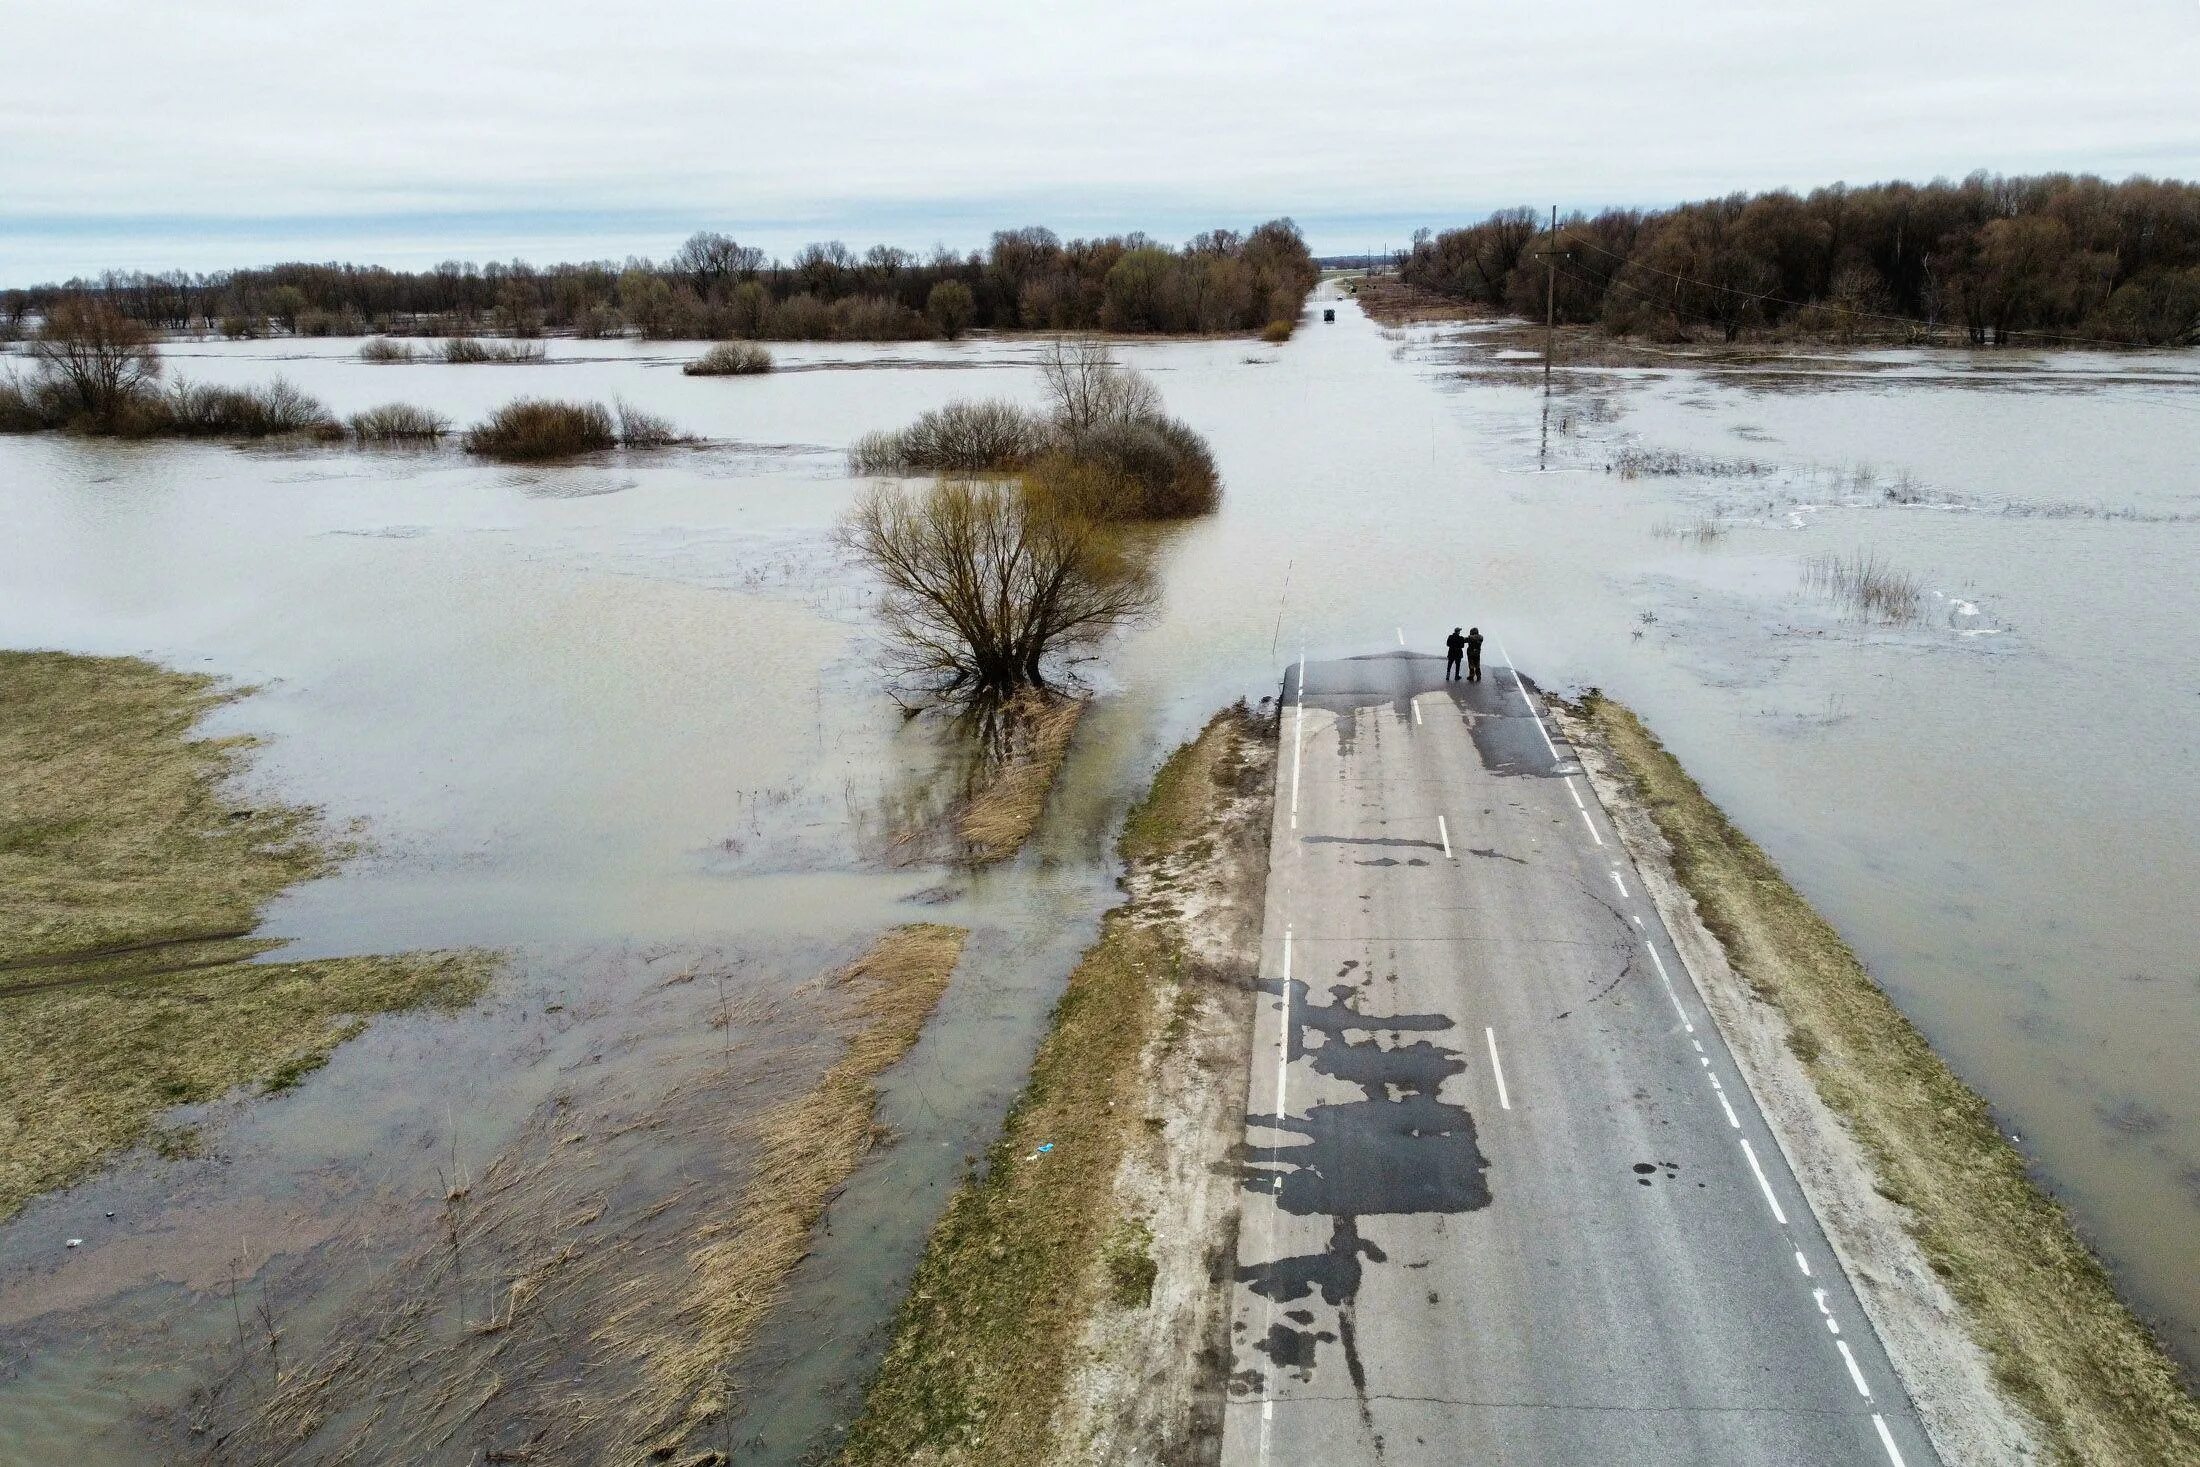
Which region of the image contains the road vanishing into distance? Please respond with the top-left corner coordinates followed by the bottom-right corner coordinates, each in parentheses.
top-left (1221, 649), bottom-right (1937, 1467)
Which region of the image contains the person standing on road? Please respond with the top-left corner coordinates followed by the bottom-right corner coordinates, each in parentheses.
top-left (1445, 627), bottom-right (1466, 681)
top-left (1466, 626), bottom-right (1484, 682)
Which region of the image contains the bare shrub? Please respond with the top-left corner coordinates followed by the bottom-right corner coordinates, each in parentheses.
top-left (156, 377), bottom-right (340, 439)
top-left (848, 399), bottom-right (1051, 475)
top-left (682, 342), bottom-right (774, 376)
top-left (443, 337), bottom-right (546, 364)
top-left (463, 399), bottom-right (616, 460)
top-left (1039, 338), bottom-right (1161, 438)
top-left (0, 372), bottom-right (67, 432)
top-left (1803, 551), bottom-right (1924, 623)
top-left (348, 402), bottom-right (450, 442)
top-left (358, 337), bottom-right (417, 363)
top-left (836, 477), bottom-right (1156, 697)
top-left (29, 297), bottom-right (161, 424)
top-left (613, 399), bottom-right (686, 447)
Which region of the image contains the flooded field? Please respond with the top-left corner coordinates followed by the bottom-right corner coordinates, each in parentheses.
top-left (2, 286), bottom-right (2196, 1459)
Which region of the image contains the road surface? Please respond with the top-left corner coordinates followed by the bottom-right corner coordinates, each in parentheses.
top-left (1221, 649), bottom-right (1937, 1467)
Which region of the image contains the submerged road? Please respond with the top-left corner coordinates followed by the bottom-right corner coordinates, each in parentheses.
top-left (1220, 650), bottom-right (1938, 1467)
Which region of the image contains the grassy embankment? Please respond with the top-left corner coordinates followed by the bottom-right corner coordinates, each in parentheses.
top-left (841, 706), bottom-right (1269, 1467)
top-left (1577, 693), bottom-right (2200, 1467)
top-left (0, 650), bottom-right (491, 1222)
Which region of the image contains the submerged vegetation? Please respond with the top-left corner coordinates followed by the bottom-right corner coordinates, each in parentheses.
top-left (681, 340), bottom-right (774, 375)
top-left (635, 923), bottom-right (968, 1457)
top-left (13, 218), bottom-right (1318, 343)
top-left (346, 401), bottom-right (450, 442)
top-left (461, 396), bottom-right (690, 460)
top-left (440, 335), bottom-right (546, 364)
top-left (1576, 694), bottom-right (2200, 1467)
top-left (1400, 172), bottom-right (2200, 346)
top-left (843, 707), bottom-right (1272, 1467)
top-left (852, 341), bottom-right (1220, 515)
top-left (0, 651), bottom-right (490, 1222)
top-left (1803, 550), bottom-right (1926, 623)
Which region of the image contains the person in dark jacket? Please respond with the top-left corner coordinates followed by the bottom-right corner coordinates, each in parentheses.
top-left (1445, 627), bottom-right (1466, 681)
top-left (1466, 627), bottom-right (1484, 682)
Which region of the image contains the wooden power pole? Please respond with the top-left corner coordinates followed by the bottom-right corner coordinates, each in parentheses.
top-left (1544, 204), bottom-right (1557, 388)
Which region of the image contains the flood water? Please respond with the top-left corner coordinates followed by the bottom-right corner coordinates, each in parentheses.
top-left (2, 284), bottom-right (2196, 1459)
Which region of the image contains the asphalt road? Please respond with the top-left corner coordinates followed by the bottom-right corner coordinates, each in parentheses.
top-left (1220, 649), bottom-right (1938, 1467)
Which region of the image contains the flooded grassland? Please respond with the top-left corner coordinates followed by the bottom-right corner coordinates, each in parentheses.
top-left (1, 295), bottom-right (2196, 1459)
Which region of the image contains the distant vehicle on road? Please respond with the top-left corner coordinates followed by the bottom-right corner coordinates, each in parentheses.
top-left (1322, 308), bottom-right (1336, 322)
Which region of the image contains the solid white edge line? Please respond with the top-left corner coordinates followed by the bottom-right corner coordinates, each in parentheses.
top-left (1578, 808), bottom-right (1605, 846)
top-left (1438, 815), bottom-right (1452, 859)
top-left (1412, 697), bottom-right (1422, 725)
top-left (1485, 1027), bottom-right (1512, 1110)
top-left (1276, 927), bottom-right (1293, 1114)
top-left (1716, 1089), bottom-right (1741, 1129)
top-left (1740, 1137), bottom-right (1790, 1225)
top-left (1494, 635), bottom-right (1563, 764)
top-left (1396, 626), bottom-right (1405, 646)
top-left (1566, 777), bottom-right (1586, 810)
top-left (1836, 1338), bottom-right (1873, 1398)
top-left (1645, 945), bottom-right (1694, 1032)
top-left (1289, 679), bottom-right (1304, 829)
top-left (1872, 1413), bottom-right (1908, 1466)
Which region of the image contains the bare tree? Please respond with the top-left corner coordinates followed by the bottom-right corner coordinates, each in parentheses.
top-left (30, 297), bottom-right (161, 421)
top-left (673, 231), bottom-right (761, 299)
top-left (836, 476), bottom-right (1155, 697)
top-left (1037, 337), bottom-right (1161, 438)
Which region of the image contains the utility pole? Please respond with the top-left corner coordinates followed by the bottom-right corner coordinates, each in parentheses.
top-left (1544, 204), bottom-right (1557, 389)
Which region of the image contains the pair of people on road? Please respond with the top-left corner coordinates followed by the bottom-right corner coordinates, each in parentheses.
top-left (1445, 626), bottom-right (1483, 682)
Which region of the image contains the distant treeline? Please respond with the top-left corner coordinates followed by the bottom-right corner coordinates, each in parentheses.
top-left (1400, 173), bottom-right (2200, 346)
top-left (1, 220), bottom-right (1318, 343)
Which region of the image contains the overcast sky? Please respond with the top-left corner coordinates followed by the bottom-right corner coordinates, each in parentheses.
top-left (6, 0), bottom-right (2197, 284)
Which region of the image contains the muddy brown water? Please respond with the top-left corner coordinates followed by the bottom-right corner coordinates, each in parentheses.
top-left (2, 290), bottom-right (2197, 1460)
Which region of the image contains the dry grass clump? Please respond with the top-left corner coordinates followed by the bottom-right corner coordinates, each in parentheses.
top-left (1581, 694), bottom-right (2200, 1467)
top-left (634, 923), bottom-right (968, 1455)
top-left (0, 650), bottom-right (491, 1221)
top-left (956, 692), bottom-right (1087, 863)
top-left (682, 341), bottom-right (775, 376)
top-left (849, 398), bottom-right (1052, 476)
top-left (841, 710), bottom-right (1265, 1467)
top-left (442, 336), bottom-right (546, 364)
top-left (357, 337), bottom-right (417, 363)
top-left (347, 401), bottom-right (450, 442)
top-left (463, 397), bottom-right (616, 460)
top-left (1804, 550), bottom-right (1924, 623)
top-left (1260, 318), bottom-right (1295, 343)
